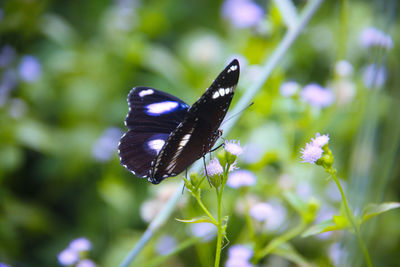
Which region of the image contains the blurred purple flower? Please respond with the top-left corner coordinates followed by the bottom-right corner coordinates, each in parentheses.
top-left (225, 140), bottom-right (243, 156)
top-left (335, 60), bottom-right (353, 77)
top-left (360, 27), bottom-right (393, 50)
top-left (329, 242), bottom-right (348, 266)
top-left (0, 9), bottom-right (3, 22)
top-left (18, 55), bottom-right (42, 82)
top-left (0, 263), bottom-right (11, 267)
top-left (228, 244), bottom-right (253, 261)
top-left (155, 235), bottom-right (176, 255)
top-left (226, 244), bottom-right (254, 267)
top-left (362, 64), bottom-right (387, 89)
top-left (241, 143), bottom-right (263, 163)
top-left (190, 222), bottom-right (217, 242)
top-left (69, 237), bottom-right (92, 252)
top-left (249, 201), bottom-right (287, 230)
top-left (0, 69), bottom-right (18, 106)
top-left (227, 170), bottom-right (256, 188)
top-left (205, 158), bottom-right (223, 176)
top-left (222, 0), bottom-right (264, 28)
top-left (0, 45), bottom-right (16, 68)
top-left (300, 143), bottom-right (323, 164)
top-left (280, 81), bottom-right (299, 97)
top-left (311, 132), bottom-right (329, 147)
top-left (92, 127), bottom-right (123, 161)
top-left (76, 259), bottom-right (97, 267)
top-left (296, 182), bottom-right (313, 199)
top-left (301, 83), bottom-right (334, 108)
top-left (58, 248), bottom-right (79, 266)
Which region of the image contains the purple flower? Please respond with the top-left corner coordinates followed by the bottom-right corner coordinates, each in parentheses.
top-left (335, 60), bottom-right (353, 77)
top-left (190, 223), bottom-right (217, 242)
top-left (300, 143), bottom-right (323, 164)
top-left (0, 69), bottom-right (18, 107)
top-left (226, 260), bottom-right (254, 267)
top-left (241, 143), bottom-right (263, 163)
top-left (279, 81), bottom-right (299, 97)
top-left (155, 235), bottom-right (176, 255)
top-left (0, 263), bottom-right (11, 267)
top-left (301, 83), bottom-right (334, 108)
top-left (76, 259), bottom-right (97, 267)
top-left (311, 133), bottom-right (329, 147)
top-left (329, 242), bottom-right (348, 266)
top-left (224, 140), bottom-right (243, 156)
top-left (0, 45), bottom-right (16, 68)
top-left (69, 237), bottom-right (92, 252)
top-left (18, 55), bottom-right (42, 82)
top-left (222, 0), bottom-right (264, 29)
top-left (360, 27), bottom-right (393, 50)
top-left (58, 248), bottom-right (79, 266)
top-left (227, 170), bottom-right (256, 188)
top-left (205, 158), bottom-right (223, 177)
top-left (362, 64), bottom-right (387, 89)
top-left (249, 201), bottom-right (287, 230)
top-left (228, 244), bottom-right (253, 261)
top-left (92, 127), bottom-right (123, 161)
top-left (226, 244), bottom-right (254, 267)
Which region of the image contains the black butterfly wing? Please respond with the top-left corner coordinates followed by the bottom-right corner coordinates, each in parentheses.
top-left (149, 59), bottom-right (240, 184)
top-left (118, 87), bottom-right (190, 178)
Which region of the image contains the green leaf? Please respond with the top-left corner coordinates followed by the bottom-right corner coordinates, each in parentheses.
top-left (332, 215), bottom-right (349, 228)
top-left (283, 191), bottom-right (308, 215)
top-left (302, 218), bottom-right (346, 237)
top-left (362, 202), bottom-right (400, 223)
top-left (175, 217), bottom-right (215, 225)
top-left (283, 191), bottom-right (319, 222)
top-left (272, 243), bottom-right (313, 267)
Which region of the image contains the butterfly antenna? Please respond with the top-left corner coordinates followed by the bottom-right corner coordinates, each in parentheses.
top-left (221, 101), bottom-right (254, 126)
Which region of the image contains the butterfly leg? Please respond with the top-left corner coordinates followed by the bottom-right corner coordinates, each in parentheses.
top-left (209, 143), bottom-right (224, 153)
top-left (203, 156), bottom-right (212, 187)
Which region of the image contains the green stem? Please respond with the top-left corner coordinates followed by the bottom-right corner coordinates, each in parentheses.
top-left (214, 187), bottom-right (224, 267)
top-left (195, 192), bottom-right (218, 225)
top-left (253, 221), bottom-right (307, 263)
top-left (330, 170), bottom-right (373, 267)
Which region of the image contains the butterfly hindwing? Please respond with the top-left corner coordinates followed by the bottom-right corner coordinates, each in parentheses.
top-left (118, 87), bottom-right (190, 178)
top-left (119, 131), bottom-right (169, 178)
top-left (149, 59), bottom-right (240, 183)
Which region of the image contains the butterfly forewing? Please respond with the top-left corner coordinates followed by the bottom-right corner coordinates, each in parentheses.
top-left (150, 59), bottom-right (240, 183)
top-left (118, 87), bottom-right (190, 178)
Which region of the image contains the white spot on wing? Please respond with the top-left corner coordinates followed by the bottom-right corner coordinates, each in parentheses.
top-left (139, 89), bottom-right (154, 97)
top-left (148, 139), bottom-right (165, 154)
top-left (225, 88), bottom-right (230, 94)
top-left (212, 92), bottom-right (220, 99)
top-left (179, 133), bottom-right (191, 147)
top-left (146, 101), bottom-right (178, 115)
top-left (219, 88), bottom-right (225, 96)
top-left (230, 65), bottom-right (238, 71)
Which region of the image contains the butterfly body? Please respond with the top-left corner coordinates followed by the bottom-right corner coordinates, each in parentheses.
top-left (118, 59), bottom-right (240, 184)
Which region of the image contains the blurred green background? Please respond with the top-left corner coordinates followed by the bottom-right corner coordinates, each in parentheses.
top-left (1, 0), bottom-right (399, 266)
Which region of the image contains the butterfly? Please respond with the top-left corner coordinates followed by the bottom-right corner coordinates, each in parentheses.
top-left (118, 59), bottom-right (240, 184)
